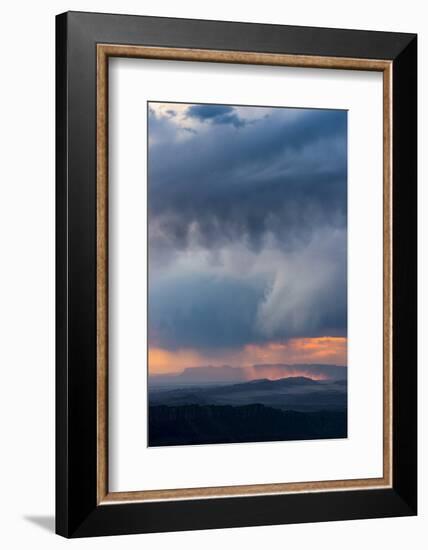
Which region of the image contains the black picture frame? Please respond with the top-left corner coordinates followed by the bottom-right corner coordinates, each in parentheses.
top-left (56, 11), bottom-right (417, 538)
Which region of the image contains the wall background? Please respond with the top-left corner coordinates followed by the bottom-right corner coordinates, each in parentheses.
top-left (0, 1), bottom-right (424, 547)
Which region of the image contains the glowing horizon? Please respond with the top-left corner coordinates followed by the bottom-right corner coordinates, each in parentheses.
top-left (148, 336), bottom-right (347, 375)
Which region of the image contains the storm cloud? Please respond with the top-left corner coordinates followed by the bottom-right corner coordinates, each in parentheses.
top-left (186, 104), bottom-right (246, 127)
top-left (148, 103), bottom-right (347, 353)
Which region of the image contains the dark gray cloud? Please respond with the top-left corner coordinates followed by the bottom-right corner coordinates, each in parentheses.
top-left (148, 104), bottom-right (347, 352)
top-left (148, 106), bottom-right (347, 253)
top-left (149, 274), bottom-right (261, 350)
top-left (186, 104), bottom-right (246, 128)
top-left (148, 229), bottom-right (347, 351)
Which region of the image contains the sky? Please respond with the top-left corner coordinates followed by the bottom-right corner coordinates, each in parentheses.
top-left (148, 102), bottom-right (347, 376)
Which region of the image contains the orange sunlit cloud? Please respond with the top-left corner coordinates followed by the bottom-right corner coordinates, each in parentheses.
top-left (148, 347), bottom-right (209, 375)
top-left (148, 336), bottom-right (347, 375)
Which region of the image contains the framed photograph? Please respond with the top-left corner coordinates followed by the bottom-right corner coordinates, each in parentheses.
top-left (56, 11), bottom-right (417, 537)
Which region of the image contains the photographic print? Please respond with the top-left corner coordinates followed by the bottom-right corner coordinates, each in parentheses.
top-left (147, 101), bottom-right (348, 447)
top-left (57, 14), bottom-right (417, 536)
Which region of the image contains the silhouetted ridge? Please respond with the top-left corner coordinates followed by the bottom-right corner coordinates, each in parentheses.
top-left (149, 375), bottom-right (346, 412)
top-left (149, 404), bottom-right (347, 446)
top-left (149, 364), bottom-right (347, 387)
top-left (231, 376), bottom-right (321, 389)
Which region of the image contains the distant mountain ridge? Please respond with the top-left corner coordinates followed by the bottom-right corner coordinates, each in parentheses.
top-left (149, 375), bottom-right (347, 413)
top-left (241, 376), bottom-right (320, 388)
top-left (149, 364), bottom-right (347, 387)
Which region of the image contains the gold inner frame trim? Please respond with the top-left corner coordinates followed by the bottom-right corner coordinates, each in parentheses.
top-left (96, 44), bottom-right (393, 505)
